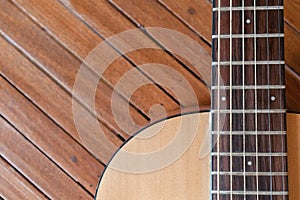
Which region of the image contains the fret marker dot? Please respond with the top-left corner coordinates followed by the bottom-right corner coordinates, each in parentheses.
top-left (246, 19), bottom-right (251, 24)
top-left (247, 161), bottom-right (253, 166)
top-left (221, 97), bottom-right (226, 102)
top-left (271, 96), bottom-right (276, 101)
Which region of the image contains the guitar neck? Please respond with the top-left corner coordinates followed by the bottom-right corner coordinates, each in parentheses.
top-left (211, 0), bottom-right (288, 199)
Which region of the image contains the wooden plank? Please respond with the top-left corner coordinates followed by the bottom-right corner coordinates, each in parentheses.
top-left (286, 66), bottom-right (300, 112)
top-left (0, 157), bottom-right (48, 200)
top-left (79, 0), bottom-right (212, 80)
top-left (108, 0), bottom-right (210, 52)
top-left (287, 113), bottom-right (300, 200)
top-left (0, 0), bottom-right (149, 138)
top-left (7, 0), bottom-right (181, 120)
top-left (0, 116), bottom-right (93, 200)
top-left (12, 0), bottom-right (211, 109)
top-left (158, 0), bottom-right (212, 43)
top-left (285, 0), bottom-right (300, 32)
top-left (285, 24), bottom-right (300, 75)
top-left (0, 77), bottom-right (104, 194)
top-left (0, 36), bottom-right (122, 163)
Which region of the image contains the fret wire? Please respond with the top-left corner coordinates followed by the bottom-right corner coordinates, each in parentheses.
top-left (229, 0), bottom-right (233, 199)
top-left (211, 109), bottom-right (286, 113)
top-left (212, 6), bottom-right (284, 11)
top-left (211, 85), bottom-right (285, 90)
top-left (211, 131), bottom-right (286, 135)
top-left (211, 152), bottom-right (287, 157)
top-left (212, 60), bottom-right (284, 65)
top-left (211, 172), bottom-right (288, 176)
top-left (211, 191), bottom-right (288, 195)
top-left (212, 33), bottom-right (284, 39)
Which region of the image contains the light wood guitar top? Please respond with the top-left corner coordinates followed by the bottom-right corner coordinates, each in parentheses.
top-left (96, 112), bottom-right (299, 199)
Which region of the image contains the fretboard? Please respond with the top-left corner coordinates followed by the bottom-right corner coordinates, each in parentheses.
top-left (211, 0), bottom-right (288, 199)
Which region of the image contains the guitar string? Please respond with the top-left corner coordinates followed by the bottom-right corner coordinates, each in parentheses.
top-left (229, 0), bottom-right (233, 199)
top-left (242, 0), bottom-right (246, 199)
top-left (277, 0), bottom-right (286, 197)
top-left (253, 0), bottom-right (259, 199)
top-left (265, 1), bottom-right (273, 198)
top-left (217, 0), bottom-right (221, 199)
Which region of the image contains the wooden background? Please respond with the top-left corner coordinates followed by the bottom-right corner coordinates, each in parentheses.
top-left (0, 0), bottom-right (299, 199)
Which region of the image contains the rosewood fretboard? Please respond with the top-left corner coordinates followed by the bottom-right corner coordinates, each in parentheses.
top-left (211, 0), bottom-right (287, 199)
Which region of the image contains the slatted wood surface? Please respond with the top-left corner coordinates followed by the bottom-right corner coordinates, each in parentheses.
top-left (0, 0), bottom-right (299, 199)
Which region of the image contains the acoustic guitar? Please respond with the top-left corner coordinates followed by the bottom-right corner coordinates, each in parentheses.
top-left (95, 1), bottom-right (300, 199)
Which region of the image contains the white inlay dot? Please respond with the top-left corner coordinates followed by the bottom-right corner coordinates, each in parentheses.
top-left (246, 19), bottom-right (251, 24)
top-left (221, 96), bottom-right (226, 102)
top-left (271, 96), bottom-right (276, 101)
top-left (247, 161), bottom-right (253, 166)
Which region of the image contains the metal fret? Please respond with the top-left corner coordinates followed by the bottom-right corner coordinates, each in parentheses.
top-left (211, 1), bottom-right (287, 198)
top-left (212, 60), bottom-right (285, 65)
top-left (211, 191), bottom-right (288, 195)
top-left (211, 85), bottom-right (285, 90)
top-left (211, 172), bottom-right (288, 176)
top-left (211, 131), bottom-right (286, 135)
top-left (211, 109), bottom-right (286, 114)
top-left (211, 152), bottom-right (287, 157)
top-left (213, 6), bottom-right (284, 11)
top-left (212, 33), bottom-right (284, 39)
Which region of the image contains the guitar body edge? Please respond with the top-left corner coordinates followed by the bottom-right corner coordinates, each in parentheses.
top-left (95, 112), bottom-right (300, 200)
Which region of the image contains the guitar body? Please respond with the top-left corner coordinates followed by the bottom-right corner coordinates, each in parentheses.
top-left (95, 112), bottom-right (300, 200)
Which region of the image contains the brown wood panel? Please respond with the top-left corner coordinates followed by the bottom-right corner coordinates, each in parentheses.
top-left (0, 0), bottom-right (150, 138)
top-left (108, 0), bottom-right (211, 78)
top-left (9, 0), bottom-right (182, 120)
top-left (158, 0), bottom-right (212, 42)
top-left (0, 77), bottom-right (104, 194)
top-left (0, 36), bottom-right (122, 163)
top-left (11, 0), bottom-right (211, 109)
top-left (287, 113), bottom-right (300, 200)
top-left (0, 157), bottom-right (48, 200)
top-left (109, 0), bottom-right (209, 52)
top-left (285, 0), bottom-right (300, 32)
top-left (0, 116), bottom-right (93, 200)
top-left (285, 23), bottom-right (300, 75)
top-left (286, 66), bottom-right (300, 112)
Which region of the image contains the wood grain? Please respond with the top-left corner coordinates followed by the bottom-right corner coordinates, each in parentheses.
top-left (285, 24), bottom-right (300, 75)
top-left (286, 66), bottom-right (300, 111)
top-left (0, 0), bottom-right (298, 199)
top-left (0, 116), bottom-right (93, 200)
top-left (0, 77), bottom-right (104, 194)
top-left (10, 0), bottom-right (184, 120)
top-left (287, 113), bottom-right (300, 200)
top-left (96, 113), bottom-right (211, 200)
top-left (12, 0), bottom-right (212, 110)
top-left (0, 157), bottom-right (48, 200)
top-left (108, 0), bottom-right (211, 78)
top-left (285, 0), bottom-right (300, 32)
top-left (0, 36), bottom-right (123, 162)
top-left (0, 0), bottom-right (149, 138)
top-left (96, 113), bottom-right (300, 199)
